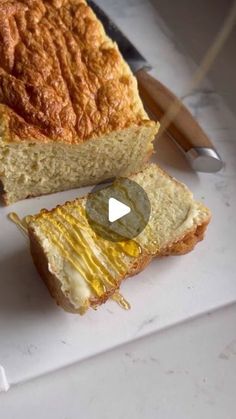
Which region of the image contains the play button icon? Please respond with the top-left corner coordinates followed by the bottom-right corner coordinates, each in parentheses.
top-left (108, 198), bottom-right (131, 223)
top-left (85, 177), bottom-right (151, 242)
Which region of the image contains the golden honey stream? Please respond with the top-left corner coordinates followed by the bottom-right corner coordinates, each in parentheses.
top-left (8, 202), bottom-right (141, 311)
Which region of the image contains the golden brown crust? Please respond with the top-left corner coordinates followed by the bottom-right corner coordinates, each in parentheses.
top-left (0, 0), bottom-right (153, 145)
top-left (0, 179), bottom-right (7, 204)
top-left (161, 219), bottom-right (210, 256)
top-left (28, 218), bottom-right (210, 314)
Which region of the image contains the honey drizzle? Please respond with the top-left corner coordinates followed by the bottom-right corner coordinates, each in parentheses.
top-left (37, 214), bottom-right (106, 296)
top-left (8, 203), bottom-right (141, 310)
top-left (56, 209), bottom-right (123, 276)
top-left (57, 207), bottom-right (128, 275)
top-left (49, 214), bottom-right (117, 288)
top-left (111, 291), bottom-right (131, 310)
top-left (33, 203), bottom-right (141, 299)
top-left (8, 212), bottom-right (28, 236)
top-left (115, 183), bottom-right (148, 228)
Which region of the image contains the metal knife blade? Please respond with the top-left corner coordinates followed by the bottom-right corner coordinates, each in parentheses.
top-left (87, 0), bottom-right (151, 74)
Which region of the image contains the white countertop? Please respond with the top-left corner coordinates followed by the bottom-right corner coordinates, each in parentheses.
top-left (0, 0), bottom-right (235, 417)
top-left (1, 304), bottom-right (236, 419)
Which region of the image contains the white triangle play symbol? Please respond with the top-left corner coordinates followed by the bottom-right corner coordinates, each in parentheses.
top-left (108, 197), bottom-right (131, 223)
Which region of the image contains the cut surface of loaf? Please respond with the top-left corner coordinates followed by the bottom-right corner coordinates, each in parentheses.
top-left (0, 0), bottom-right (158, 205)
top-left (27, 164), bottom-right (211, 314)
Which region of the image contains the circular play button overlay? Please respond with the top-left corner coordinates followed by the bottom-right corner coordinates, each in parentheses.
top-left (85, 177), bottom-right (151, 242)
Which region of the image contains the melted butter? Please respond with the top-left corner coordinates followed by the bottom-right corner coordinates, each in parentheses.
top-left (64, 261), bottom-right (93, 311)
top-left (31, 202), bottom-right (141, 300)
top-left (111, 291), bottom-right (131, 310)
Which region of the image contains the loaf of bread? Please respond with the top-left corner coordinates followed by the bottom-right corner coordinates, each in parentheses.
top-left (27, 164), bottom-right (211, 314)
top-left (0, 0), bottom-right (158, 205)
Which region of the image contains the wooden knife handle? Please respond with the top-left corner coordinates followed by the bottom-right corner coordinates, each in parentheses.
top-left (136, 69), bottom-right (215, 152)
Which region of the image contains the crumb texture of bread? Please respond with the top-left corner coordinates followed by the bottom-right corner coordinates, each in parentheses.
top-left (0, 125), bottom-right (156, 204)
top-left (28, 164), bottom-right (211, 314)
top-left (0, 0), bottom-right (158, 204)
top-left (130, 165), bottom-right (211, 254)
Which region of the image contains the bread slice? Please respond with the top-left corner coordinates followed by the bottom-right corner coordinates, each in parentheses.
top-left (0, 0), bottom-right (158, 205)
top-left (27, 164), bottom-right (211, 314)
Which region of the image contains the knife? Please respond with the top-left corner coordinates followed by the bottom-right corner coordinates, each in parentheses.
top-left (88, 0), bottom-right (223, 172)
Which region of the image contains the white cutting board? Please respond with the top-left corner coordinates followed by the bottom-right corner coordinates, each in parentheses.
top-left (1, 6), bottom-right (236, 391)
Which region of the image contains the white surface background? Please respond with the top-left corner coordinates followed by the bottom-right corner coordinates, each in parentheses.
top-left (1, 304), bottom-right (236, 419)
top-left (0, 0), bottom-right (236, 417)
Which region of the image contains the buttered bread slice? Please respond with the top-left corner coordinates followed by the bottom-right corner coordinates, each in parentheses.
top-left (26, 164), bottom-right (211, 314)
top-left (0, 0), bottom-right (158, 205)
